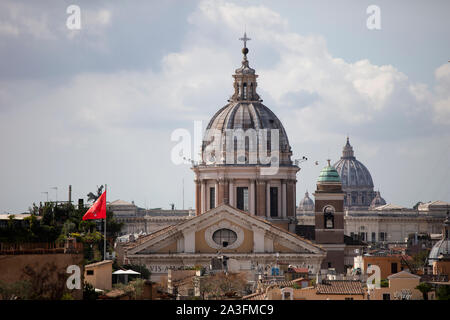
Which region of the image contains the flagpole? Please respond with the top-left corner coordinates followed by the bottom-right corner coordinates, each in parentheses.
top-left (104, 184), bottom-right (107, 261)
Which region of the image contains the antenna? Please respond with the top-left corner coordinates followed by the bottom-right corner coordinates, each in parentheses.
top-left (182, 178), bottom-right (185, 210)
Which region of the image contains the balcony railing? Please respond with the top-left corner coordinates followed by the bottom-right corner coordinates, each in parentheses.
top-left (0, 241), bottom-right (83, 255)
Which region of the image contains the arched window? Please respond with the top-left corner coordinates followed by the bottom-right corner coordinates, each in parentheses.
top-left (243, 83), bottom-right (247, 99)
top-left (323, 206), bottom-right (334, 229)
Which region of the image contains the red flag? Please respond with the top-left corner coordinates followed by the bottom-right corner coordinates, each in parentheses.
top-left (82, 191), bottom-right (106, 220)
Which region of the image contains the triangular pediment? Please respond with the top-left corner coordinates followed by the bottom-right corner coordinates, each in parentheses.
top-left (126, 204), bottom-right (325, 255)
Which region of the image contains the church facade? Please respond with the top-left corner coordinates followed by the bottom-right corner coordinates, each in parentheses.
top-left (121, 35), bottom-right (326, 282)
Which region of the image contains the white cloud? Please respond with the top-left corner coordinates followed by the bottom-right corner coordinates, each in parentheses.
top-left (1, 0), bottom-right (449, 212)
top-left (433, 63), bottom-right (450, 124)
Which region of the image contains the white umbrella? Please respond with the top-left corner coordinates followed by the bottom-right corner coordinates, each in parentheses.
top-left (112, 269), bottom-right (141, 284)
top-left (112, 269), bottom-right (141, 275)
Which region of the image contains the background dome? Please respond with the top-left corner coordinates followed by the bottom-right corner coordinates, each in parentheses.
top-left (298, 191), bottom-right (314, 212)
top-left (334, 138), bottom-right (374, 188)
top-left (333, 137), bottom-right (376, 209)
top-left (370, 191), bottom-right (386, 209)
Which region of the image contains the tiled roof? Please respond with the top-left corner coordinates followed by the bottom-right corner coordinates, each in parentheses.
top-left (85, 260), bottom-right (113, 268)
top-left (242, 292), bottom-right (266, 300)
top-left (388, 270), bottom-right (420, 279)
top-left (124, 224), bottom-right (177, 249)
top-left (289, 267), bottom-right (309, 274)
top-left (316, 280), bottom-right (364, 295)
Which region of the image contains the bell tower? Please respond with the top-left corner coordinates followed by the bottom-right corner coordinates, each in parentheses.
top-left (314, 160), bottom-right (345, 273)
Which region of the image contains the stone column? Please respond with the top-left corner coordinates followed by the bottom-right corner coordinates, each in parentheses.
top-left (286, 180), bottom-right (294, 217)
top-left (256, 180), bottom-right (266, 216)
top-left (293, 179), bottom-right (297, 217)
top-left (215, 180), bottom-right (219, 208)
top-left (249, 179), bottom-right (255, 215)
top-left (266, 181), bottom-right (271, 218)
top-left (201, 180), bottom-right (206, 214)
top-left (282, 180), bottom-right (287, 218)
top-left (229, 179), bottom-right (235, 207)
top-left (195, 180), bottom-right (201, 216)
top-left (223, 179), bottom-right (229, 205)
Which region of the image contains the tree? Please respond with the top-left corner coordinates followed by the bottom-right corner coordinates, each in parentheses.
top-left (436, 285), bottom-right (450, 300)
top-left (200, 272), bottom-right (247, 299)
top-left (83, 282), bottom-right (99, 300)
top-left (22, 263), bottom-right (68, 300)
top-left (122, 264), bottom-right (151, 280)
top-left (0, 280), bottom-right (32, 300)
top-left (416, 282), bottom-right (432, 300)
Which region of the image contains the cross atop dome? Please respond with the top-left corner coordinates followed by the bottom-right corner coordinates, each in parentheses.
top-left (239, 32), bottom-right (251, 49)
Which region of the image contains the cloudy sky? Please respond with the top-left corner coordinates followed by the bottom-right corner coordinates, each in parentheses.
top-left (1, 0), bottom-right (449, 213)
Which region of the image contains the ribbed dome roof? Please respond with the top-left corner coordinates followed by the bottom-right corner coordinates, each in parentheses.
top-left (333, 138), bottom-right (374, 188)
top-left (428, 239), bottom-right (450, 265)
top-left (203, 102), bottom-right (291, 152)
top-left (428, 213), bottom-right (450, 265)
top-left (370, 191), bottom-right (386, 209)
top-left (317, 160), bottom-right (341, 183)
top-left (298, 191), bottom-right (314, 211)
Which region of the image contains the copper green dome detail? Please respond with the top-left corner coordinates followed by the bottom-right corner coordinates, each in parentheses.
top-left (318, 160), bottom-right (341, 183)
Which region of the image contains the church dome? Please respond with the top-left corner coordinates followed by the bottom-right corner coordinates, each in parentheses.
top-left (333, 137), bottom-right (376, 209)
top-left (317, 161), bottom-right (341, 183)
top-left (369, 191), bottom-right (386, 209)
top-left (428, 239), bottom-right (450, 265)
top-left (201, 38), bottom-right (292, 166)
top-left (428, 213), bottom-right (450, 265)
top-left (334, 138), bottom-right (374, 188)
top-left (299, 191), bottom-right (314, 212)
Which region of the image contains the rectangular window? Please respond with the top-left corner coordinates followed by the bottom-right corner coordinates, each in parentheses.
top-left (345, 297), bottom-right (354, 300)
top-left (236, 187), bottom-right (248, 212)
top-left (350, 232), bottom-right (355, 239)
top-left (270, 187), bottom-right (278, 217)
top-left (372, 232), bottom-right (376, 242)
top-left (383, 293), bottom-right (390, 300)
top-left (209, 187), bottom-right (215, 209)
top-left (391, 262), bottom-right (398, 274)
top-left (86, 270), bottom-right (94, 276)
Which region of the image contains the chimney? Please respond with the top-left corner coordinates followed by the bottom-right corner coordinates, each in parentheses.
top-left (69, 185), bottom-right (72, 203)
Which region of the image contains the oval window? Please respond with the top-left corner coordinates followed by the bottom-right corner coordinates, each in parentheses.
top-left (212, 229), bottom-right (237, 248)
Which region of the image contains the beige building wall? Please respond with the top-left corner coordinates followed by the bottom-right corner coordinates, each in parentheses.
top-left (369, 272), bottom-right (432, 300)
top-left (0, 253), bottom-right (84, 299)
top-left (84, 260), bottom-right (113, 291)
top-left (266, 287), bottom-right (365, 300)
top-left (194, 219), bottom-right (254, 253)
